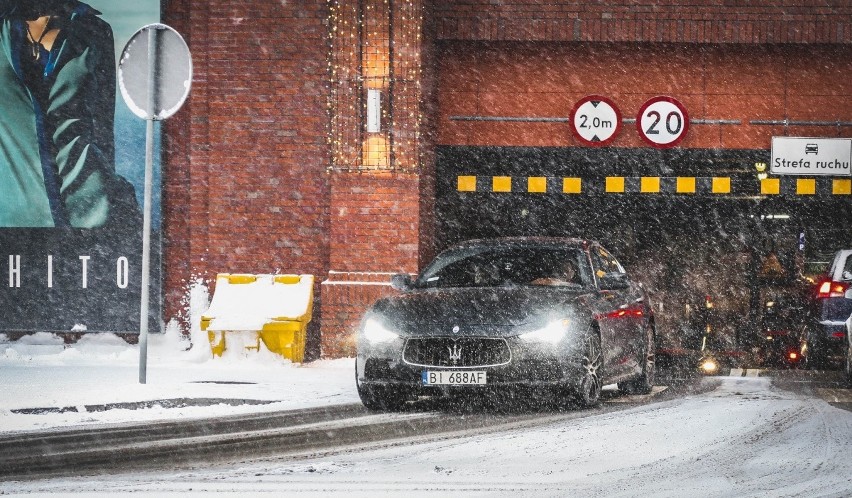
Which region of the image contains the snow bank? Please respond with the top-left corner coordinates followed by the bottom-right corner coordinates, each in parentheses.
top-left (0, 324), bottom-right (357, 433)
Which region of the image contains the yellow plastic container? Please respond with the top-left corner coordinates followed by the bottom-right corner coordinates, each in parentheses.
top-left (200, 273), bottom-right (314, 362)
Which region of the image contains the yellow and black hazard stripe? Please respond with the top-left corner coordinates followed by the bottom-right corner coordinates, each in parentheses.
top-left (456, 175), bottom-right (852, 196)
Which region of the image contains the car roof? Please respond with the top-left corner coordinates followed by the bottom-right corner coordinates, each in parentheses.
top-left (446, 237), bottom-right (591, 251)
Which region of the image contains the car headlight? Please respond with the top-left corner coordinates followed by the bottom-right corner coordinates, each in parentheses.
top-left (362, 317), bottom-right (400, 344)
top-left (520, 319), bottom-right (570, 344)
top-left (699, 357), bottom-right (719, 375)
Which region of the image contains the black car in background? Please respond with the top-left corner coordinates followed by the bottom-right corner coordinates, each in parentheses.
top-left (355, 237), bottom-right (656, 411)
top-left (753, 294), bottom-right (805, 369)
top-left (804, 249), bottom-right (852, 368)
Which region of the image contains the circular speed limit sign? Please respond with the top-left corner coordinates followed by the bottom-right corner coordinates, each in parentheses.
top-left (570, 95), bottom-right (622, 146)
top-left (636, 96), bottom-right (689, 148)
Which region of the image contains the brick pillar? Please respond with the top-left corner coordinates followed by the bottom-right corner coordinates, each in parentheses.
top-left (320, 271), bottom-right (400, 358)
top-left (320, 172), bottom-right (421, 357)
top-left (323, 0), bottom-right (425, 357)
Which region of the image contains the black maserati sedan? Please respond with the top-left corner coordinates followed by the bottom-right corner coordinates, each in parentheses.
top-left (355, 237), bottom-right (656, 411)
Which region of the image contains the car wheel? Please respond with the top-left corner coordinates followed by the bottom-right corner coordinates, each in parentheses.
top-left (845, 341), bottom-right (852, 387)
top-left (619, 325), bottom-right (656, 395)
top-left (573, 333), bottom-right (603, 408)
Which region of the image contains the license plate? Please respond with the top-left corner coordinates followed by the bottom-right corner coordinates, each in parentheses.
top-left (422, 370), bottom-right (486, 386)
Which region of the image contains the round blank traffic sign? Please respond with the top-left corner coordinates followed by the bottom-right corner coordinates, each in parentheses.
top-left (570, 95), bottom-right (622, 147)
top-left (119, 23), bottom-right (192, 120)
top-left (636, 96), bottom-right (689, 148)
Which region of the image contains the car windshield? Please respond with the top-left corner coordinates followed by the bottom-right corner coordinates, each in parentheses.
top-left (415, 245), bottom-right (588, 289)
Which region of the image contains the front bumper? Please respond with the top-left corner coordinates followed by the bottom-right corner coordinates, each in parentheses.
top-left (357, 337), bottom-right (587, 394)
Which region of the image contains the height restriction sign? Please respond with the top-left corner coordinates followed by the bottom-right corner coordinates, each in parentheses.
top-left (636, 96), bottom-right (689, 148)
top-left (570, 95), bottom-right (622, 146)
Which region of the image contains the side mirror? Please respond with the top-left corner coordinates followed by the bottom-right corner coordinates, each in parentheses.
top-left (599, 273), bottom-right (629, 290)
top-left (842, 270), bottom-right (852, 282)
top-left (390, 273), bottom-right (413, 291)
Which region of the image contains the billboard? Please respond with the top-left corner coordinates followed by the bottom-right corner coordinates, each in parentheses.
top-left (0, 1), bottom-right (162, 334)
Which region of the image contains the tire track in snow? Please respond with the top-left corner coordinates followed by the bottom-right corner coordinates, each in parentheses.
top-left (582, 377), bottom-right (852, 498)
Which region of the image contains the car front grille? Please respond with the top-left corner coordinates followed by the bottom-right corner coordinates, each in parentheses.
top-left (403, 337), bottom-right (511, 368)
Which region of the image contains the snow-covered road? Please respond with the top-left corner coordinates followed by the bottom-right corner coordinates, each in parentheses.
top-left (6, 376), bottom-right (852, 497)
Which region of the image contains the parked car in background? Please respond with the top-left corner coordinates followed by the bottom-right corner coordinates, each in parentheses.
top-left (355, 237), bottom-right (656, 411)
top-left (804, 249), bottom-right (852, 369)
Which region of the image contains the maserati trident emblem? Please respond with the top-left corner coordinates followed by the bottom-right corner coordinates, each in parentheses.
top-left (448, 343), bottom-right (463, 365)
top-left (452, 325), bottom-right (460, 334)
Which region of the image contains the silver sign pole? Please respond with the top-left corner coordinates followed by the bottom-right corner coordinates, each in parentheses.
top-left (139, 27), bottom-right (159, 384)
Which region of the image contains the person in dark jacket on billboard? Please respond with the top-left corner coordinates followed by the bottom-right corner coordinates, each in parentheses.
top-left (0, 0), bottom-right (138, 228)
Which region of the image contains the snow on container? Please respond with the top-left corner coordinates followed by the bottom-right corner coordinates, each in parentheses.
top-left (200, 274), bottom-right (314, 362)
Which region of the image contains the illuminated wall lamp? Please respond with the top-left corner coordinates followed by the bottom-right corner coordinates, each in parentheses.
top-left (755, 162), bottom-right (768, 181)
top-left (367, 88), bottom-right (382, 133)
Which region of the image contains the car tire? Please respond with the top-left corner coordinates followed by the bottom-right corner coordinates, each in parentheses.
top-left (572, 333), bottom-right (603, 408)
top-left (619, 325), bottom-right (656, 395)
top-left (845, 341), bottom-right (852, 387)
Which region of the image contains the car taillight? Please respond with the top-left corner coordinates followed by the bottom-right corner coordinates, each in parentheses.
top-left (817, 281), bottom-right (848, 299)
top-left (600, 307), bottom-right (645, 320)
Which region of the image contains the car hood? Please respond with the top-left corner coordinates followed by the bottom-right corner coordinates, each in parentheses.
top-left (369, 286), bottom-right (591, 337)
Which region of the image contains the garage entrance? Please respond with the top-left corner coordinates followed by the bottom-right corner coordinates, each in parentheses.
top-left (435, 145), bottom-right (852, 351)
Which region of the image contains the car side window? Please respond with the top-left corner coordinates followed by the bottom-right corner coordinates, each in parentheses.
top-left (843, 254), bottom-right (852, 281)
top-left (591, 246), bottom-right (625, 279)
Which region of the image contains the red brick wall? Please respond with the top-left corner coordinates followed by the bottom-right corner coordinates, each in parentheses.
top-left (162, 0), bottom-right (210, 324)
top-left (163, 0), bottom-right (427, 358)
top-left (438, 43), bottom-right (852, 148)
top-left (162, 0), bottom-right (331, 327)
top-left (328, 172), bottom-right (422, 272)
top-left (432, 0), bottom-right (852, 43)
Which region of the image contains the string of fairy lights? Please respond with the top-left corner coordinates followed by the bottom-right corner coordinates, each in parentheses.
top-left (328, 0), bottom-right (423, 173)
